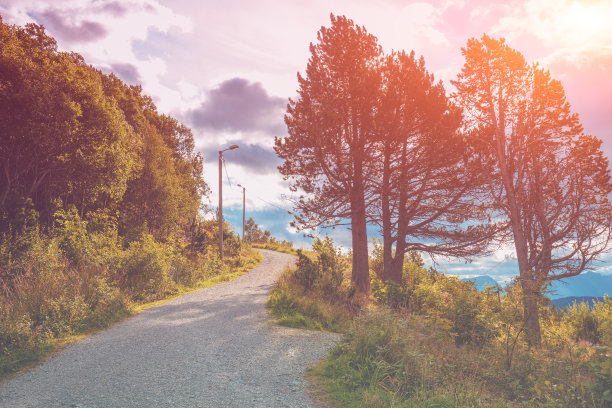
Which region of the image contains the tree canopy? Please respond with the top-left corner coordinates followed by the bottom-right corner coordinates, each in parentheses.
top-left (453, 34), bottom-right (612, 345)
top-left (0, 18), bottom-right (206, 244)
top-left (277, 15), bottom-right (496, 291)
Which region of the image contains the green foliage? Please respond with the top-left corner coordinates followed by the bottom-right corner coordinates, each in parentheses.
top-left (118, 234), bottom-right (176, 300)
top-left (313, 236), bottom-right (344, 295)
top-left (0, 226), bottom-right (262, 380)
top-left (266, 269), bottom-right (352, 333)
top-left (244, 217), bottom-right (271, 244)
top-left (0, 18), bottom-right (263, 382)
top-left (252, 241), bottom-right (296, 255)
top-left (295, 249), bottom-right (319, 291)
top-left (562, 297), bottom-right (611, 344)
top-left (372, 251), bottom-right (494, 346)
top-left (0, 19), bottom-right (206, 244)
top-left (309, 249), bottom-right (612, 407)
top-left (293, 236), bottom-right (346, 294)
top-left (267, 237), bottom-right (356, 333)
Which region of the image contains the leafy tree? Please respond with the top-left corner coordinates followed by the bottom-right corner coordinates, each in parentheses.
top-left (0, 20), bottom-right (138, 227)
top-left (243, 217), bottom-right (271, 244)
top-left (373, 50), bottom-right (496, 283)
top-left (100, 73), bottom-right (206, 242)
top-left (275, 14), bottom-right (382, 292)
top-left (453, 35), bottom-right (612, 345)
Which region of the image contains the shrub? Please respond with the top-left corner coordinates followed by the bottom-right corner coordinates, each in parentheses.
top-left (313, 236), bottom-right (344, 295)
top-left (562, 296), bottom-right (612, 345)
top-left (118, 234), bottom-right (176, 299)
top-left (295, 249), bottom-right (319, 290)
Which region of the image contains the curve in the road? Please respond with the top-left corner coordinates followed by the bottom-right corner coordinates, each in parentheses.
top-left (0, 249), bottom-right (338, 408)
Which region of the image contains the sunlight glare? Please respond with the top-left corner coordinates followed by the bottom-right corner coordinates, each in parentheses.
top-left (552, 1), bottom-right (610, 45)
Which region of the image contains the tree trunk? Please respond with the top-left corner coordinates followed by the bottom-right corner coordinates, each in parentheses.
top-left (0, 158), bottom-right (11, 208)
top-left (495, 122), bottom-right (542, 347)
top-left (520, 277), bottom-right (541, 346)
top-left (381, 144), bottom-right (393, 282)
top-left (351, 162), bottom-right (370, 293)
top-left (388, 250), bottom-right (403, 284)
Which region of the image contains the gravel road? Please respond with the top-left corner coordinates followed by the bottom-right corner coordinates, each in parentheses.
top-left (0, 249), bottom-right (339, 408)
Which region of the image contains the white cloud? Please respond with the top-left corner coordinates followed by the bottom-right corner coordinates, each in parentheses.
top-left (492, 0), bottom-right (612, 58)
top-left (0, 0), bottom-right (195, 113)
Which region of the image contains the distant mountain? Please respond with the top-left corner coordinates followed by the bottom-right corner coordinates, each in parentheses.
top-left (551, 296), bottom-right (605, 309)
top-left (461, 272), bottom-right (612, 300)
top-left (461, 275), bottom-right (500, 291)
top-left (548, 272), bottom-right (612, 299)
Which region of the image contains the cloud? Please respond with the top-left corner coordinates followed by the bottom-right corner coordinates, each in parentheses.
top-left (110, 62), bottom-right (141, 84)
top-left (189, 78), bottom-right (286, 134)
top-left (0, 0), bottom-right (194, 113)
top-left (99, 1), bottom-right (129, 17)
top-left (38, 9), bottom-right (107, 43)
top-left (200, 142), bottom-right (281, 175)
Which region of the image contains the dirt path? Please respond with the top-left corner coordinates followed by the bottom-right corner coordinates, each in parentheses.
top-left (0, 249), bottom-right (338, 408)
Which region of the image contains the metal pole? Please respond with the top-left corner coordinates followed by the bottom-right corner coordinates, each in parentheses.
top-left (217, 145), bottom-right (238, 259)
top-left (218, 151), bottom-right (223, 259)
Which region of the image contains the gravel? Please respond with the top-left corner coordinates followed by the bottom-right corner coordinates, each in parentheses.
top-left (0, 249), bottom-right (339, 408)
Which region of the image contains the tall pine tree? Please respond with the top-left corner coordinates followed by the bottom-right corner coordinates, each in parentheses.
top-left (453, 35), bottom-right (612, 345)
top-left (275, 14), bottom-right (381, 292)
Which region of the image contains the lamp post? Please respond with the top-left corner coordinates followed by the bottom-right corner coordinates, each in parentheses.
top-left (236, 184), bottom-right (245, 241)
top-left (219, 144), bottom-right (239, 259)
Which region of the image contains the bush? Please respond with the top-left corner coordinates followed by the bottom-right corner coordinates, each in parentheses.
top-left (118, 234), bottom-right (176, 299)
top-left (293, 236), bottom-right (346, 295)
top-left (562, 296), bottom-right (611, 345)
top-left (295, 249), bottom-right (319, 290)
top-left (313, 236), bottom-right (344, 295)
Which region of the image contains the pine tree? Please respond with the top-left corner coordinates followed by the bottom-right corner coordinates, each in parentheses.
top-left (453, 35), bottom-right (612, 345)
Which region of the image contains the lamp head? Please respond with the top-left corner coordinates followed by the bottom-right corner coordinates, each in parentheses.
top-left (228, 144), bottom-right (239, 150)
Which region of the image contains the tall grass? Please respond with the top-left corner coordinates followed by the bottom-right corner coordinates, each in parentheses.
top-left (0, 214), bottom-right (262, 380)
top-left (270, 238), bottom-right (612, 407)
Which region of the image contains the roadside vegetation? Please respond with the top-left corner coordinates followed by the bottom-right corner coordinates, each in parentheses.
top-left (268, 237), bottom-right (612, 407)
top-left (0, 217), bottom-right (261, 380)
top-left (270, 14), bottom-right (612, 408)
top-left (0, 19), bottom-right (264, 380)
top-left (245, 217), bottom-right (297, 255)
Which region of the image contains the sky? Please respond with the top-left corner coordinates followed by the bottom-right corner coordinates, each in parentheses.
top-left (1, 0), bottom-right (611, 281)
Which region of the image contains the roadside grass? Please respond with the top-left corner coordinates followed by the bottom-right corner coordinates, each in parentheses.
top-left (133, 248), bottom-right (263, 313)
top-left (310, 309), bottom-right (513, 408)
top-left (252, 242), bottom-right (298, 256)
top-left (266, 266), bottom-right (355, 333)
top-left (266, 239), bottom-right (612, 408)
top-left (0, 247), bottom-right (262, 382)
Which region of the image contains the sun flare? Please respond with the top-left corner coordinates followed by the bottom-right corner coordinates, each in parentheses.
top-left (550, 1), bottom-right (611, 45)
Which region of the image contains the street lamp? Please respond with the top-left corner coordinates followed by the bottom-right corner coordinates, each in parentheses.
top-left (219, 144), bottom-right (238, 259)
top-left (236, 184), bottom-right (245, 241)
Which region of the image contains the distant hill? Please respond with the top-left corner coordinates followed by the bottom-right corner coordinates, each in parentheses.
top-left (547, 272), bottom-right (612, 299)
top-left (461, 275), bottom-right (500, 291)
top-left (551, 296), bottom-right (605, 309)
top-left (461, 272), bottom-right (612, 300)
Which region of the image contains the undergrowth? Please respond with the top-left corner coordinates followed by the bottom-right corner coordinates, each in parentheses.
top-left (266, 237), bottom-right (365, 332)
top-left (268, 237), bottom-right (612, 408)
top-left (0, 213), bottom-right (263, 381)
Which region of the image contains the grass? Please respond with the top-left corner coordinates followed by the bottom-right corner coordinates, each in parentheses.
top-left (310, 309), bottom-right (513, 408)
top-left (265, 248), bottom-right (611, 407)
top-left (0, 247), bottom-right (263, 382)
top-left (133, 248), bottom-right (263, 313)
top-left (310, 307), bottom-right (611, 408)
top-left (265, 266), bottom-right (356, 333)
top-left (252, 242), bottom-right (299, 256)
